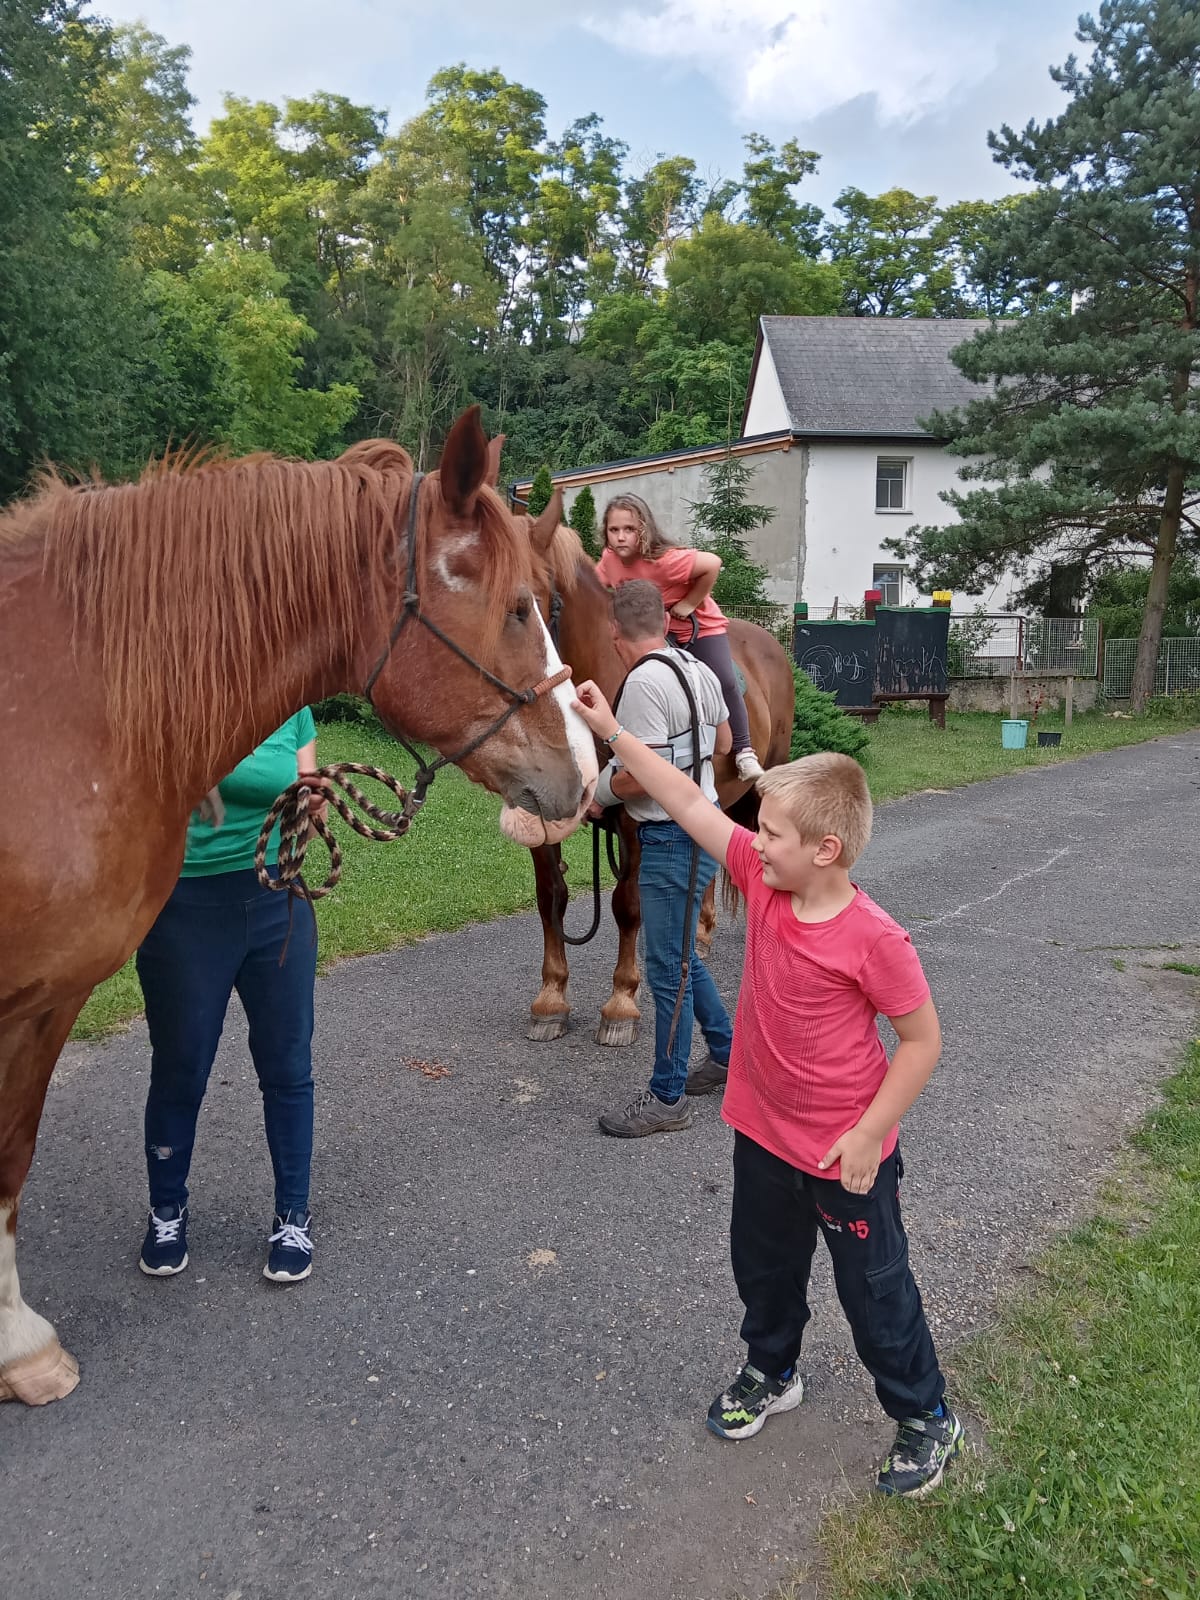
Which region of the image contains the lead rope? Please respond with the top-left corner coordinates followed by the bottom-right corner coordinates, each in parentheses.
top-left (254, 761), bottom-right (429, 900)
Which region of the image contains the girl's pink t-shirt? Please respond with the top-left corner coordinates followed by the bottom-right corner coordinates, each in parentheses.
top-left (720, 826), bottom-right (931, 1179)
top-left (596, 546), bottom-right (728, 640)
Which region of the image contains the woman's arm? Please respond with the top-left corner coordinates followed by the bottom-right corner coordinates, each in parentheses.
top-left (296, 739), bottom-right (328, 834)
top-left (670, 550), bottom-right (722, 619)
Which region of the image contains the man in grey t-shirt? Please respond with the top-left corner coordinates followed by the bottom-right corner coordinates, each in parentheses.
top-left (591, 581), bottom-right (735, 1137)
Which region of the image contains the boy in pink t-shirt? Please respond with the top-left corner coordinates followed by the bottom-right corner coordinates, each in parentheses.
top-left (569, 678), bottom-right (963, 1498)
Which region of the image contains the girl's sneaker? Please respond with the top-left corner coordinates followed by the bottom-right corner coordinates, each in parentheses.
top-left (706, 1362), bottom-right (804, 1439)
top-left (876, 1406), bottom-right (964, 1496)
top-left (139, 1203), bottom-right (189, 1276)
top-left (734, 749), bottom-right (765, 781)
top-left (264, 1209), bottom-right (313, 1283)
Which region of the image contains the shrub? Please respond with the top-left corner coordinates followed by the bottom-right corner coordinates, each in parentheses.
top-left (569, 484), bottom-right (599, 558)
top-left (312, 693), bottom-right (383, 731)
top-left (790, 665), bottom-right (871, 760)
top-left (527, 464), bottom-right (554, 517)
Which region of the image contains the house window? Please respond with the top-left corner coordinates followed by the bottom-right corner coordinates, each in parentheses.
top-left (875, 457), bottom-right (909, 512)
top-left (873, 564), bottom-right (904, 607)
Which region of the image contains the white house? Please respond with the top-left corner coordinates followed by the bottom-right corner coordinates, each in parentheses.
top-left (513, 315), bottom-right (1023, 613)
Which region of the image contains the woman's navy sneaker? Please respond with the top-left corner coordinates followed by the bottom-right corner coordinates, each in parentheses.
top-left (264, 1209), bottom-right (313, 1282)
top-left (139, 1203), bottom-right (188, 1276)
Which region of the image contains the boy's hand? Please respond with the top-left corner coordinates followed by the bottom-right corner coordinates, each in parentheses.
top-left (819, 1125), bottom-right (883, 1195)
top-left (572, 680), bottom-right (618, 738)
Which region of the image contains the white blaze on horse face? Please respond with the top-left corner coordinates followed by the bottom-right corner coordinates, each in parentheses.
top-left (536, 604), bottom-right (598, 797)
top-left (431, 533), bottom-right (478, 593)
top-left (0, 1200), bottom-right (57, 1367)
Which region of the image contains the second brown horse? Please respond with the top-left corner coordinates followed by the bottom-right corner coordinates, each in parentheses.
top-left (523, 499), bottom-right (795, 1044)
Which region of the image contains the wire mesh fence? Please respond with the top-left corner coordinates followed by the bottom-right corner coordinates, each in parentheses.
top-left (722, 606), bottom-right (1101, 679)
top-left (946, 614), bottom-right (1101, 678)
top-left (1102, 635), bottom-right (1200, 698)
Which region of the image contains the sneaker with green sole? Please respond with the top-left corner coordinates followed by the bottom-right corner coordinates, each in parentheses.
top-left (706, 1362), bottom-right (804, 1440)
top-left (876, 1406), bottom-right (964, 1496)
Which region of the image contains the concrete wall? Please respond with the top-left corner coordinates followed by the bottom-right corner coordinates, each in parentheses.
top-left (947, 675), bottom-right (1100, 714)
top-left (560, 445), bottom-right (808, 606)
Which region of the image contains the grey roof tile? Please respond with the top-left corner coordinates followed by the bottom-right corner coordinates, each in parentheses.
top-left (760, 316), bottom-right (998, 436)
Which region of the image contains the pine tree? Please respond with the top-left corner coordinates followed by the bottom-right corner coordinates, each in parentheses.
top-left (790, 667), bottom-right (870, 760)
top-left (888, 0), bottom-right (1200, 711)
top-left (687, 449), bottom-right (773, 607)
top-left (568, 484), bottom-right (599, 558)
top-left (526, 463), bottom-right (554, 517)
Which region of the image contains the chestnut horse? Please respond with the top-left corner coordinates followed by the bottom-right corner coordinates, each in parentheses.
top-left (0, 406), bottom-right (596, 1406)
top-left (522, 502), bottom-right (795, 1044)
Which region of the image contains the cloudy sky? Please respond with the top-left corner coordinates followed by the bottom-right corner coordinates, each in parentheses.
top-left (95, 0), bottom-right (1089, 210)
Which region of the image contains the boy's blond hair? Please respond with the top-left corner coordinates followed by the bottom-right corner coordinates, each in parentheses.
top-left (756, 753), bottom-right (873, 868)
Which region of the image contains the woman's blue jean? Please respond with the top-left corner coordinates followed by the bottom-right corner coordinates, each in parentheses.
top-left (136, 868), bottom-right (316, 1214)
top-left (637, 820), bottom-right (734, 1102)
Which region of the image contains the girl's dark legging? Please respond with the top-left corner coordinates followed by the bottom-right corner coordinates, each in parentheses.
top-left (674, 629), bottom-right (753, 753)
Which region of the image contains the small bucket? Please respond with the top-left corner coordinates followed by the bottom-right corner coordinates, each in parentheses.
top-left (1001, 719), bottom-right (1028, 749)
top-left (1037, 730), bottom-right (1062, 748)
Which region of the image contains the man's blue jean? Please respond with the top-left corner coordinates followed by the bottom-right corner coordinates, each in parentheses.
top-left (637, 819), bottom-right (734, 1103)
top-left (136, 867), bottom-right (316, 1215)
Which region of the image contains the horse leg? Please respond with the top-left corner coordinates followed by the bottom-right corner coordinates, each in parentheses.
top-left (528, 844), bottom-right (572, 1041)
top-left (596, 817), bottom-right (641, 1047)
top-left (695, 879), bottom-right (718, 958)
top-left (0, 1000), bottom-right (88, 1405)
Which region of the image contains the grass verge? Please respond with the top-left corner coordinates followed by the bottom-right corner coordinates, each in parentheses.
top-left (816, 1037), bottom-right (1200, 1600)
top-left (72, 706), bottom-right (1200, 1040)
top-left (861, 705), bottom-right (1200, 802)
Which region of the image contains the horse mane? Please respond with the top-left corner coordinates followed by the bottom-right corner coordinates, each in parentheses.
top-left (2, 441), bottom-right (530, 779)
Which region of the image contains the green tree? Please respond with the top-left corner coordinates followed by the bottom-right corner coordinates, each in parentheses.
top-left (527, 463), bottom-right (554, 516)
top-left (568, 484), bottom-right (599, 557)
top-left (664, 214), bottom-right (842, 344)
top-left (888, 0), bottom-right (1200, 711)
top-left (616, 155), bottom-right (702, 288)
top-left (356, 118), bottom-right (495, 463)
top-left (523, 114), bottom-right (626, 346)
top-left (1087, 559), bottom-right (1200, 640)
top-left (155, 245), bottom-right (359, 456)
top-left (688, 450), bottom-right (773, 606)
top-left (739, 134), bottom-right (823, 255)
top-left (416, 65), bottom-right (546, 331)
top-left (824, 187), bottom-right (948, 316)
top-left (0, 2), bottom-right (160, 494)
top-left (88, 22), bottom-right (203, 272)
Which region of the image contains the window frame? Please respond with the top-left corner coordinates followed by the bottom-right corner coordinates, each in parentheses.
top-left (872, 563), bottom-right (905, 607)
top-left (874, 456), bottom-right (912, 514)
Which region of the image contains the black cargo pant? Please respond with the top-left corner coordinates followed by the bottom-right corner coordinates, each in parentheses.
top-left (730, 1132), bottom-right (945, 1420)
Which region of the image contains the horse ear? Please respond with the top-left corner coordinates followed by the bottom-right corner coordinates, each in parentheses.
top-left (485, 433), bottom-right (506, 490)
top-left (531, 486), bottom-right (563, 554)
top-left (439, 405), bottom-right (489, 513)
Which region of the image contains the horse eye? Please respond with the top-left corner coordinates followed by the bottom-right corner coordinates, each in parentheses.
top-left (510, 595), bottom-right (532, 625)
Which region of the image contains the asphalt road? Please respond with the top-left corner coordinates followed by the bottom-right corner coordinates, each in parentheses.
top-left (4, 730), bottom-right (1198, 1600)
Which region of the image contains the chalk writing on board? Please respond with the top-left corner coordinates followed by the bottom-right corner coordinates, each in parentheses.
top-left (798, 646), bottom-right (869, 694)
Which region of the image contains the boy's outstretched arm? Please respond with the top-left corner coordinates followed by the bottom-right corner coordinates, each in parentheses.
top-left (572, 679), bottom-right (737, 866)
top-left (819, 999), bottom-right (942, 1195)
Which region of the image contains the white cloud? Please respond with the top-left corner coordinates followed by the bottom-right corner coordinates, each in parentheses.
top-left (583, 0), bottom-right (1001, 127)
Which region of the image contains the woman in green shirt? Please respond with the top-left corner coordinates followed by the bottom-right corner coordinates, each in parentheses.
top-left (136, 710), bottom-right (323, 1284)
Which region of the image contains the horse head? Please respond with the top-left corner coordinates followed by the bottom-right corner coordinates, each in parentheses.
top-left (360, 408), bottom-right (596, 846)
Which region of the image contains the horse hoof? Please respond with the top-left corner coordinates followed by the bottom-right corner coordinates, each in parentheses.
top-left (595, 1017), bottom-right (638, 1048)
top-left (527, 1013), bottom-right (568, 1042)
top-left (695, 936), bottom-right (713, 959)
top-left (0, 1338), bottom-right (80, 1405)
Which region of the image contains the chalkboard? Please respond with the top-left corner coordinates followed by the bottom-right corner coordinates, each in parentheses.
top-left (793, 621), bottom-right (877, 708)
top-left (875, 608), bottom-right (950, 697)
